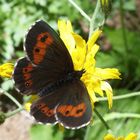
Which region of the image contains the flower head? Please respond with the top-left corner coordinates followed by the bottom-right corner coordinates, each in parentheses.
top-left (58, 20), bottom-right (121, 108)
top-left (0, 63), bottom-right (14, 78)
top-left (104, 133), bottom-right (138, 140)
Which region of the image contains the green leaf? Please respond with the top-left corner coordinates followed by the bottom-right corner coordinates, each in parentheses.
top-left (30, 124), bottom-right (63, 140)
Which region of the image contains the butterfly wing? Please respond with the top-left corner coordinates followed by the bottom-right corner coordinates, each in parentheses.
top-left (55, 80), bottom-right (92, 129)
top-left (13, 20), bottom-right (74, 95)
top-left (30, 91), bottom-right (64, 124)
top-left (25, 20), bottom-right (74, 73)
top-left (13, 57), bottom-right (61, 94)
top-left (30, 80), bottom-right (92, 128)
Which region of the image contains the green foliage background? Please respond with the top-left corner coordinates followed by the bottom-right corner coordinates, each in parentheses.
top-left (0, 0), bottom-right (140, 139)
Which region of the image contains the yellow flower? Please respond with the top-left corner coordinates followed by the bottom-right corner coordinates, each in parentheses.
top-left (24, 95), bottom-right (39, 111)
top-left (125, 133), bottom-right (138, 140)
top-left (104, 134), bottom-right (116, 140)
top-left (104, 133), bottom-right (138, 140)
top-left (58, 20), bottom-right (121, 109)
top-left (24, 102), bottom-right (32, 112)
top-left (0, 63), bottom-right (14, 78)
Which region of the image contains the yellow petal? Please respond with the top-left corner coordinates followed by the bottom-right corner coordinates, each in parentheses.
top-left (58, 20), bottom-right (75, 52)
top-left (84, 85), bottom-right (95, 109)
top-left (90, 44), bottom-right (100, 58)
top-left (0, 63), bottom-right (14, 78)
top-left (72, 33), bottom-right (86, 49)
top-left (83, 44), bottom-right (99, 71)
top-left (87, 29), bottom-right (102, 52)
top-left (101, 81), bottom-right (113, 109)
top-left (87, 85), bottom-right (98, 103)
top-left (93, 81), bottom-right (104, 96)
top-left (94, 68), bottom-right (121, 80)
top-left (24, 102), bottom-right (31, 112)
top-left (71, 34), bottom-right (86, 70)
top-left (125, 133), bottom-right (137, 140)
top-left (104, 134), bottom-right (116, 140)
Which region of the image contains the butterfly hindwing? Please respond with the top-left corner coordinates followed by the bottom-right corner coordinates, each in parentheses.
top-left (13, 57), bottom-right (35, 94)
top-left (30, 90), bottom-right (64, 124)
top-left (30, 80), bottom-right (92, 128)
top-left (13, 57), bottom-right (64, 95)
top-left (55, 80), bottom-right (92, 129)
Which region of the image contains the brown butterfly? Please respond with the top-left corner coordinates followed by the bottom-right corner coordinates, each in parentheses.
top-left (13, 20), bottom-right (92, 129)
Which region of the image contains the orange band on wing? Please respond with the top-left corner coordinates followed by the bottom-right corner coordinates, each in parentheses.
top-left (36, 103), bottom-right (54, 117)
top-left (33, 32), bottom-right (53, 64)
top-left (57, 103), bottom-right (86, 117)
top-left (23, 73), bottom-right (31, 80)
top-left (22, 64), bottom-right (33, 73)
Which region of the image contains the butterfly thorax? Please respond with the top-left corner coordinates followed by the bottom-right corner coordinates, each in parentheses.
top-left (39, 69), bottom-right (85, 97)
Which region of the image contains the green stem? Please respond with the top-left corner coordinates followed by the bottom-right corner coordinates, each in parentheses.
top-left (120, 0), bottom-right (129, 71)
top-left (84, 126), bottom-right (90, 140)
top-left (98, 91), bottom-right (140, 101)
top-left (93, 112), bottom-right (140, 126)
top-left (68, 0), bottom-right (91, 22)
top-left (89, 0), bottom-right (104, 38)
top-left (0, 88), bottom-right (23, 118)
top-left (94, 107), bottom-right (110, 130)
top-left (0, 88), bottom-right (22, 108)
top-left (120, 0), bottom-right (129, 52)
top-left (5, 107), bottom-right (24, 118)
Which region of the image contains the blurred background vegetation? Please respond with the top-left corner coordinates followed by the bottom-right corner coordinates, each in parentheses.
top-left (0, 0), bottom-right (140, 139)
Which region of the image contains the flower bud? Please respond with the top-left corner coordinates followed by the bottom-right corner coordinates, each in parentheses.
top-left (100, 0), bottom-right (112, 18)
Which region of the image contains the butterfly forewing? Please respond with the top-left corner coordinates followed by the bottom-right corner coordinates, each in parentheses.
top-left (25, 20), bottom-right (74, 73)
top-left (13, 20), bottom-right (74, 95)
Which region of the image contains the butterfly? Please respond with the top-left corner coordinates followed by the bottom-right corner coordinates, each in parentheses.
top-left (13, 20), bottom-right (92, 129)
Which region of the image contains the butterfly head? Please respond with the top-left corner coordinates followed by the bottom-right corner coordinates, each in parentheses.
top-left (74, 69), bottom-right (85, 79)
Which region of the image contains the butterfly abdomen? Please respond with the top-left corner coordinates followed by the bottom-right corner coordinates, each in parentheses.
top-left (39, 70), bottom-right (85, 97)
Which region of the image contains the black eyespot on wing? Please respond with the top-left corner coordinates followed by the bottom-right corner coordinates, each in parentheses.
top-left (40, 34), bottom-right (48, 42)
top-left (56, 80), bottom-right (92, 129)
